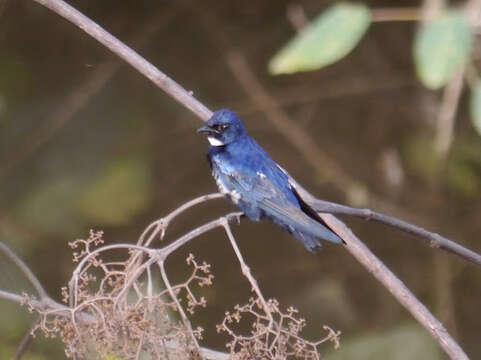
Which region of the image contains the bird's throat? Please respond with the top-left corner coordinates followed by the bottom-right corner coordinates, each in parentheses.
top-left (208, 137), bottom-right (225, 146)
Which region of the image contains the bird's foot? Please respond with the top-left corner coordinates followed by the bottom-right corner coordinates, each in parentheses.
top-left (226, 212), bottom-right (244, 224)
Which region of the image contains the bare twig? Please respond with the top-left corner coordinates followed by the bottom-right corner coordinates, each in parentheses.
top-left (286, 3), bottom-right (309, 31)
top-left (158, 260), bottom-right (202, 355)
top-left (221, 216), bottom-right (274, 328)
top-left (0, 242), bottom-right (48, 299)
top-left (434, 68), bottom-right (465, 156)
top-left (293, 186), bottom-right (481, 267)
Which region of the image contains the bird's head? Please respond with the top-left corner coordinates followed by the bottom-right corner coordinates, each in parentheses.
top-left (197, 109), bottom-right (247, 146)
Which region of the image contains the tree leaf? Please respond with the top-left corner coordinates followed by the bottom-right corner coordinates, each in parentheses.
top-left (269, 2), bottom-right (371, 75)
top-left (414, 10), bottom-right (472, 90)
top-left (470, 81), bottom-right (481, 136)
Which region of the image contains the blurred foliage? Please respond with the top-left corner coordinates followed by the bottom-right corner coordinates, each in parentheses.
top-left (76, 154), bottom-right (152, 225)
top-left (325, 324), bottom-right (440, 360)
top-left (0, 55), bottom-right (33, 105)
top-left (447, 138), bottom-right (481, 198)
top-left (269, 2), bottom-right (481, 141)
top-left (0, 345), bottom-right (47, 360)
top-left (269, 2), bottom-right (370, 75)
top-left (403, 134), bottom-right (481, 197)
top-left (13, 175), bottom-right (85, 236)
top-left (414, 10), bottom-right (472, 90)
top-left (0, 301), bottom-right (32, 342)
top-left (403, 134), bottom-right (442, 183)
top-left (13, 153), bottom-right (152, 236)
top-left (469, 80), bottom-right (481, 136)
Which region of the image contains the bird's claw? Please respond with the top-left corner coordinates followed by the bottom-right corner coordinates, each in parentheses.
top-left (227, 212), bottom-right (244, 224)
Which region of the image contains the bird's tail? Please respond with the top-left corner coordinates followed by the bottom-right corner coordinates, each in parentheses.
top-left (292, 231), bottom-right (322, 252)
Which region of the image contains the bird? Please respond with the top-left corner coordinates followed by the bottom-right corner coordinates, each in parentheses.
top-left (197, 109), bottom-right (343, 252)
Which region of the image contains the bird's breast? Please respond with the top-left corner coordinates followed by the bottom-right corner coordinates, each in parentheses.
top-left (212, 167), bottom-right (241, 204)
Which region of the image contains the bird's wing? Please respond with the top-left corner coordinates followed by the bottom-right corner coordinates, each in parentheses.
top-left (228, 171), bottom-right (342, 244)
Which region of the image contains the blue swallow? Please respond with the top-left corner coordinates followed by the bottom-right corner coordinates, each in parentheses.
top-left (198, 109), bottom-right (343, 251)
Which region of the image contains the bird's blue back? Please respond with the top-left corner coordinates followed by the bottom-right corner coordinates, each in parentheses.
top-left (202, 109), bottom-right (343, 251)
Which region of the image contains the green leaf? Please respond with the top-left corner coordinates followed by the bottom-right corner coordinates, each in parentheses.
top-left (470, 81), bottom-right (481, 136)
top-left (269, 2), bottom-right (370, 74)
top-left (414, 10), bottom-right (472, 90)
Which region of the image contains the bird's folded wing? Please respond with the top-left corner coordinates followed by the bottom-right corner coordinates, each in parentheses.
top-left (228, 171), bottom-right (342, 243)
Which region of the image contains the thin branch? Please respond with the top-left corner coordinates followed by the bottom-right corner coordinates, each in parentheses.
top-left (141, 193), bottom-right (225, 245)
top-left (0, 289), bottom-right (71, 314)
top-left (221, 216), bottom-right (274, 328)
top-left (0, 242), bottom-right (48, 299)
top-left (434, 68), bottom-right (465, 156)
top-left (31, 0), bottom-right (212, 121)
top-left (158, 261), bottom-right (202, 355)
top-left (318, 213), bottom-right (468, 360)
top-left (293, 187), bottom-right (481, 267)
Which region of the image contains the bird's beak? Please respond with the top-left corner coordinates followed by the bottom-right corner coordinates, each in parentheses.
top-left (197, 125), bottom-right (219, 135)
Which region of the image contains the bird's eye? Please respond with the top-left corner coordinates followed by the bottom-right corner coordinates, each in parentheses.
top-left (214, 124), bottom-right (229, 132)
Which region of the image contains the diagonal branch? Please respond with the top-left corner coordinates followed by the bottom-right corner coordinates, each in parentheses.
top-left (318, 212), bottom-right (468, 360)
top-left (31, 0), bottom-right (212, 121)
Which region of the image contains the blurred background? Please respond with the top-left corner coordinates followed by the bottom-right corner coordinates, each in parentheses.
top-left (0, 0), bottom-right (480, 358)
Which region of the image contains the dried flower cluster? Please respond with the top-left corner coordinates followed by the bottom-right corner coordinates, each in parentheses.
top-left (26, 230), bottom-right (213, 359)
top-left (217, 297), bottom-right (340, 360)
top-left (20, 196), bottom-right (340, 360)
